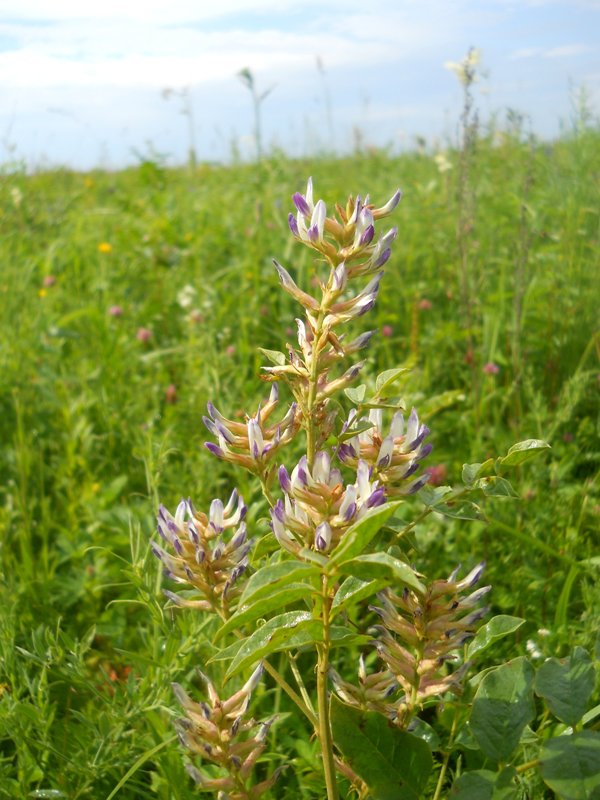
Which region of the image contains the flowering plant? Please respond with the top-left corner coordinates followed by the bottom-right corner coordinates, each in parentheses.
top-left (146, 179), bottom-right (583, 800)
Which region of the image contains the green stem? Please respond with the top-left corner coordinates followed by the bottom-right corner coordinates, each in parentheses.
top-left (316, 574), bottom-right (339, 800)
top-left (259, 475), bottom-right (275, 508)
top-left (432, 711), bottom-right (459, 800)
top-left (306, 308), bottom-right (327, 468)
top-left (516, 758), bottom-right (539, 774)
top-left (393, 487), bottom-right (470, 542)
top-left (288, 652), bottom-right (317, 719)
top-left (262, 660), bottom-right (318, 729)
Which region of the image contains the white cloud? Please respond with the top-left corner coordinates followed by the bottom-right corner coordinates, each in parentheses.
top-left (509, 47), bottom-right (542, 60)
top-left (509, 43), bottom-right (594, 61)
top-left (2, 0), bottom-right (336, 24)
top-left (0, 2), bottom-right (463, 91)
top-left (544, 44), bottom-right (592, 58)
top-left (0, 23), bottom-right (403, 89)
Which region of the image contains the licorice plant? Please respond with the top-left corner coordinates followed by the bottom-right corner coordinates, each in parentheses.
top-left (150, 178), bottom-right (557, 799)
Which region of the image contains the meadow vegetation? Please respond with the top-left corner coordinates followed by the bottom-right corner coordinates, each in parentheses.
top-left (0, 117), bottom-right (598, 798)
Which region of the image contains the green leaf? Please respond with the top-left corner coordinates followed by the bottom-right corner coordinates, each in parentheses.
top-left (216, 583), bottom-right (316, 640)
top-left (408, 717), bottom-right (441, 751)
top-left (344, 384), bottom-right (366, 403)
top-left (296, 547), bottom-right (330, 567)
top-left (375, 368), bottom-right (410, 396)
top-left (224, 611), bottom-right (312, 678)
top-left (338, 553), bottom-right (425, 594)
top-left (328, 502), bottom-right (403, 569)
top-left (450, 767), bottom-right (518, 799)
top-left (330, 577), bottom-right (386, 618)
top-left (223, 613), bottom-right (369, 679)
top-left (419, 484), bottom-right (454, 506)
top-left (582, 704), bottom-right (600, 728)
top-left (474, 476), bottom-right (519, 498)
top-left (258, 347), bottom-right (286, 366)
top-left (539, 732), bottom-right (600, 800)
top-left (467, 616), bottom-right (526, 659)
top-left (238, 561), bottom-right (319, 607)
top-left (470, 657), bottom-right (535, 761)
top-left (535, 647), bottom-right (595, 726)
top-left (208, 637), bottom-right (244, 663)
top-left (418, 389), bottom-right (466, 418)
top-left (331, 696), bottom-right (433, 799)
top-left (500, 439), bottom-right (551, 467)
top-left (434, 499), bottom-right (485, 521)
top-left (329, 627), bottom-right (371, 650)
top-left (338, 420), bottom-right (375, 443)
top-left (462, 459), bottom-right (495, 485)
top-left (450, 769), bottom-right (496, 799)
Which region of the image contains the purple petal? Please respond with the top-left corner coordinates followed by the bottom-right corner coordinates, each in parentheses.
top-left (359, 224), bottom-right (375, 246)
top-left (202, 416), bottom-right (218, 436)
top-left (230, 523), bottom-right (248, 550)
top-left (307, 224), bottom-right (319, 242)
top-left (288, 213), bottom-right (299, 236)
top-left (337, 443), bottom-right (357, 463)
top-left (279, 465), bottom-right (292, 494)
top-left (374, 247), bottom-right (391, 268)
top-left (272, 499), bottom-right (285, 523)
top-left (366, 486), bottom-right (386, 508)
top-left (292, 192), bottom-right (311, 216)
top-left (315, 521), bottom-right (332, 552)
top-left (204, 442), bottom-right (225, 458)
top-left (188, 521), bottom-right (200, 544)
top-left (351, 330), bottom-right (376, 350)
top-left (417, 442), bottom-right (433, 461)
top-left (172, 536), bottom-right (183, 555)
top-left (406, 475), bottom-right (429, 495)
top-left (380, 189), bottom-right (402, 214)
top-left (358, 297), bottom-right (376, 317)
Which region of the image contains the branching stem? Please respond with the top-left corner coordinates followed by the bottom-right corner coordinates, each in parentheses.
top-left (316, 574), bottom-right (339, 800)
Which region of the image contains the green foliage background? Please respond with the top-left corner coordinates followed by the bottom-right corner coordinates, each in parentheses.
top-left (0, 123), bottom-right (598, 797)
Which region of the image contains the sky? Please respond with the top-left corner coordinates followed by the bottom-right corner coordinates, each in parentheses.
top-left (0, 0), bottom-right (598, 170)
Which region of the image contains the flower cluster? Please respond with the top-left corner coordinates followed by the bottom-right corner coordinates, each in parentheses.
top-left (270, 454), bottom-right (385, 556)
top-left (330, 654), bottom-right (398, 718)
top-left (338, 407), bottom-right (432, 496)
top-left (288, 177), bottom-right (401, 278)
top-left (256, 179), bottom-right (404, 455)
top-left (174, 666), bottom-right (283, 798)
top-left (332, 564), bottom-right (490, 724)
top-left (152, 490), bottom-right (250, 613)
top-left (204, 384), bottom-right (300, 478)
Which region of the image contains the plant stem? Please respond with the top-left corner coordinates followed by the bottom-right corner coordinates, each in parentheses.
top-left (288, 652), bottom-right (317, 718)
top-left (316, 574), bottom-right (339, 800)
top-left (262, 659), bottom-right (318, 729)
top-left (432, 710), bottom-right (459, 800)
top-left (305, 309), bottom-right (326, 468)
top-left (259, 475), bottom-right (275, 507)
top-left (516, 758), bottom-right (539, 774)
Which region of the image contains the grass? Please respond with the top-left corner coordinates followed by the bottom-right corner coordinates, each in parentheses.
top-left (0, 123), bottom-right (598, 798)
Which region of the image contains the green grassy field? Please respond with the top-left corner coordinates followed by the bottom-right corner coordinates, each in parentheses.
top-left (0, 125), bottom-right (598, 798)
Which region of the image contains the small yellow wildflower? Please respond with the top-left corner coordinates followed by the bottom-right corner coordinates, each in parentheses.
top-left (98, 242), bottom-right (112, 254)
top-left (38, 288), bottom-right (47, 298)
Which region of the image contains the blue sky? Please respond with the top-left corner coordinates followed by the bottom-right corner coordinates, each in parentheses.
top-left (0, 0), bottom-right (598, 170)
